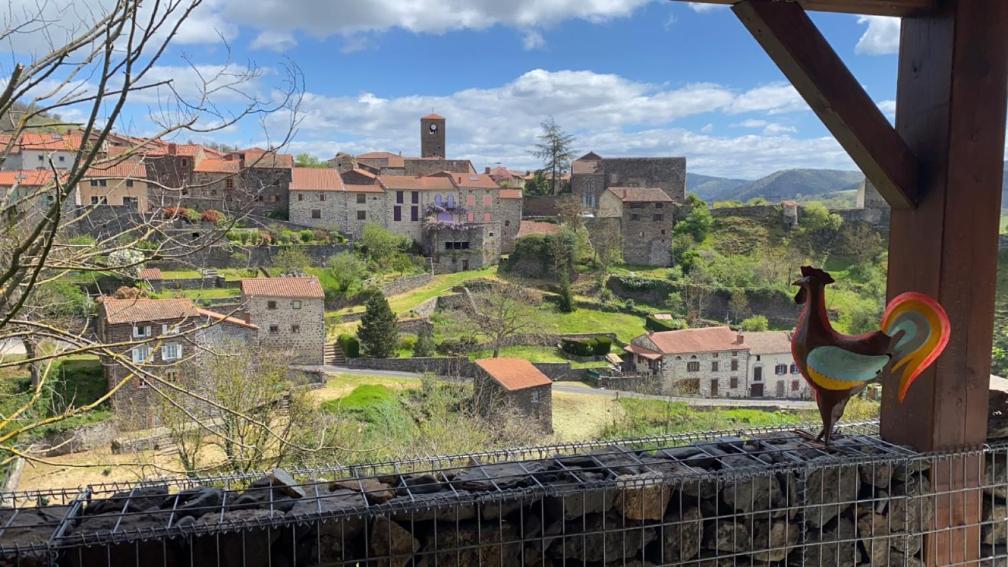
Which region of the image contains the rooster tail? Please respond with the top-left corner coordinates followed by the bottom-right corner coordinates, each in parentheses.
top-left (880, 291), bottom-right (951, 402)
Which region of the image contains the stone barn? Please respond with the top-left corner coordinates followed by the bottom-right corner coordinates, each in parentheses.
top-left (473, 358), bottom-right (553, 433)
top-left (240, 276), bottom-right (326, 365)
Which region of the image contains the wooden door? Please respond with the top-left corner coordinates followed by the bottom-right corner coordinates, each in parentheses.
top-left (776, 381), bottom-right (785, 398)
top-left (710, 379), bottom-right (718, 397)
top-left (751, 383), bottom-right (764, 397)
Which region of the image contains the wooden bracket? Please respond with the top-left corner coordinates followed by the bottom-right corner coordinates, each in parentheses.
top-left (732, 0), bottom-right (919, 209)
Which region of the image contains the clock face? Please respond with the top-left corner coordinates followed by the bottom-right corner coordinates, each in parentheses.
top-left (428, 123), bottom-right (438, 134)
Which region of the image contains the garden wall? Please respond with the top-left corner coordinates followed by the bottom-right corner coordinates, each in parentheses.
top-left (153, 243), bottom-right (349, 271)
top-left (342, 356), bottom-right (603, 384)
top-left (377, 273), bottom-right (432, 296)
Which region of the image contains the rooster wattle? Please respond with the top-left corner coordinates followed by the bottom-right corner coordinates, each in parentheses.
top-left (790, 266), bottom-right (951, 445)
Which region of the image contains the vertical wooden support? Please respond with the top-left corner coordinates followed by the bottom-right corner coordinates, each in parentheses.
top-left (882, 0), bottom-right (1008, 564)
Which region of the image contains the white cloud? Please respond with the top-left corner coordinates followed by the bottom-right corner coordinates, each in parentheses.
top-left (521, 29), bottom-right (545, 50)
top-left (262, 68), bottom-right (847, 178)
top-left (727, 84), bottom-right (807, 115)
top-left (250, 30), bottom-right (298, 52)
top-left (855, 16), bottom-right (900, 55)
top-left (223, 0), bottom-right (653, 40)
top-left (736, 119), bottom-right (768, 129)
top-left (877, 99), bottom-right (896, 120)
top-left (687, 3), bottom-right (728, 12)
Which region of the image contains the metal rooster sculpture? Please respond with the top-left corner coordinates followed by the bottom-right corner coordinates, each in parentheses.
top-left (791, 266), bottom-right (951, 445)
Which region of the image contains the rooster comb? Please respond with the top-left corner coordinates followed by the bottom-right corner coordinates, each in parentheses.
top-left (800, 265), bottom-right (835, 284)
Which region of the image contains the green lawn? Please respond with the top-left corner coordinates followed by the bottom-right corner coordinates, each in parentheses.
top-left (333, 267), bottom-right (498, 318)
top-left (468, 345), bottom-right (610, 368)
top-left (546, 307), bottom-right (646, 343)
top-left (152, 287), bottom-right (240, 301)
top-left (609, 265), bottom-right (675, 280)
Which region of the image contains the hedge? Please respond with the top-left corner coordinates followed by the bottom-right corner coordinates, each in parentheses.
top-left (645, 315), bottom-right (688, 332)
top-left (337, 334), bottom-right (360, 358)
top-left (561, 336), bottom-right (612, 357)
top-left (593, 336), bottom-right (612, 356)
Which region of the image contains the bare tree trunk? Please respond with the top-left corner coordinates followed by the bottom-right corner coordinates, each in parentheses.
top-left (24, 337), bottom-right (41, 388)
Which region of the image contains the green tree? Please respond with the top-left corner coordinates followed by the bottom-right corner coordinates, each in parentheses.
top-left (557, 273), bottom-right (576, 313)
top-left (412, 329), bottom-right (435, 357)
top-left (741, 315), bottom-right (769, 332)
top-left (273, 247), bottom-right (311, 275)
top-left (357, 292), bottom-right (399, 358)
top-left (360, 222), bottom-right (410, 269)
top-left (674, 194), bottom-right (713, 243)
top-left (729, 289), bottom-right (750, 322)
top-left (523, 170), bottom-right (551, 196)
top-left (531, 117), bottom-right (575, 195)
top-left (327, 252), bottom-right (367, 295)
top-left (295, 153), bottom-right (326, 168)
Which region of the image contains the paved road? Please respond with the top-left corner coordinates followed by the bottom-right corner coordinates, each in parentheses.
top-left (0, 339), bottom-right (25, 356)
top-left (314, 365), bottom-right (816, 411)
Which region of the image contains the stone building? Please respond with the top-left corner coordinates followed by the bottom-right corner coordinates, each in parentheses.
top-left (571, 151), bottom-right (686, 213)
top-left (0, 170), bottom-right (60, 219)
top-left (744, 331), bottom-right (810, 399)
top-left (144, 143), bottom-right (208, 201)
top-left (597, 186), bottom-right (676, 266)
top-left (186, 157), bottom-right (241, 211)
top-left (854, 180), bottom-right (891, 227)
top-left (497, 189), bottom-right (523, 252)
top-left (425, 223), bottom-right (498, 273)
top-left (625, 326), bottom-right (810, 400)
top-left (288, 166), bottom-right (385, 239)
top-left (355, 151), bottom-right (405, 175)
top-left (626, 326), bottom-right (748, 398)
top-left (95, 297), bottom-right (258, 429)
top-left (240, 276), bottom-right (325, 365)
top-left (226, 148), bottom-right (294, 217)
top-left (0, 131), bottom-right (82, 171)
top-left (76, 161), bottom-right (150, 210)
top-left (327, 152), bottom-right (358, 173)
top-left (473, 358), bottom-right (553, 433)
top-left (420, 113), bottom-right (446, 158)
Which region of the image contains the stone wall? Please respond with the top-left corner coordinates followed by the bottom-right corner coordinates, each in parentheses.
top-left (153, 243), bottom-right (349, 271)
top-left (37, 421), bottom-right (117, 457)
top-left (522, 195), bottom-right (561, 217)
top-left (473, 371), bottom-right (552, 433)
top-left (33, 429), bottom-right (938, 567)
top-left (378, 273), bottom-right (432, 296)
top-left (344, 356), bottom-right (472, 377)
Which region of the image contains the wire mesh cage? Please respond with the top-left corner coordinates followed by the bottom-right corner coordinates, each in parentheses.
top-left (1, 421), bottom-right (1005, 566)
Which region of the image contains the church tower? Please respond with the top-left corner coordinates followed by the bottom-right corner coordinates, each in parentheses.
top-left (420, 113), bottom-right (446, 158)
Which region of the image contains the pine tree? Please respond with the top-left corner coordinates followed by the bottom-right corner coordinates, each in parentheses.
top-left (357, 292), bottom-right (398, 358)
top-left (532, 117), bottom-right (575, 195)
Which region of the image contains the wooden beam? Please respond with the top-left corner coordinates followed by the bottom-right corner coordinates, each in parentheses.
top-left (674, 0), bottom-right (936, 17)
top-left (732, 0), bottom-right (919, 209)
top-left (881, 0), bottom-right (1008, 563)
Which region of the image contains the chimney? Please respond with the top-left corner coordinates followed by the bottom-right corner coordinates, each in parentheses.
top-left (168, 143), bottom-right (177, 155)
top-left (736, 332), bottom-right (745, 345)
top-left (485, 167), bottom-right (491, 174)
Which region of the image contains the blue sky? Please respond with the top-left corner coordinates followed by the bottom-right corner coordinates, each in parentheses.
top-left (7, 0), bottom-right (905, 179)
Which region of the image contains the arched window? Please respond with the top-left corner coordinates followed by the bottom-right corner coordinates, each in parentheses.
top-left (446, 194), bottom-right (456, 208)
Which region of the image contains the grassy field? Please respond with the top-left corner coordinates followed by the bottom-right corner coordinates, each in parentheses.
top-left (151, 287), bottom-right (240, 301)
top-left (468, 346), bottom-right (610, 369)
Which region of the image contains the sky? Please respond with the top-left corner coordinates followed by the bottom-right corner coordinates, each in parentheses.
top-left (4, 0), bottom-right (907, 179)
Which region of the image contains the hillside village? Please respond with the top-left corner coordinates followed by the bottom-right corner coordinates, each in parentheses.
top-left (0, 112), bottom-right (897, 487)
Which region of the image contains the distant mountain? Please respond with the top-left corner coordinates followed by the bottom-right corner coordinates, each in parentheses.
top-left (684, 173), bottom-right (749, 202)
top-left (688, 168), bottom-right (864, 203)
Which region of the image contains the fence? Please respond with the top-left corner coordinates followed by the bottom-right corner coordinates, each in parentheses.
top-left (0, 421), bottom-right (1004, 566)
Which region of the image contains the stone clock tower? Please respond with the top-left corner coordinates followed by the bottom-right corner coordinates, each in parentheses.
top-left (420, 113), bottom-right (445, 158)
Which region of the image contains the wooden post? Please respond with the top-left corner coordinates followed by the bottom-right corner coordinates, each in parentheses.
top-left (882, 0), bottom-right (1008, 564)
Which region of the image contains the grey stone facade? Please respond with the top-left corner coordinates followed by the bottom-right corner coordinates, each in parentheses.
top-left (420, 114), bottom-right (446, 158)
top-left (594, 187), bottom-right (676, 266)
top-left (404, 158), bottom-right (474, 176)
top-left (425, 223), bottom-right (498, 273)
top-left (472, 361), bottom-right (553, 434)
top-left (240, 277), bottom-right (326, 365)
top-left (572, 152), bottom-right (686, 213)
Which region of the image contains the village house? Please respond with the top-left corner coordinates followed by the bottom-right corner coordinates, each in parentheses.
top-left (0, 170), bottom-right (60, 219)
top-left (596, 186), bottom-right (676, 266)
top-left (225, 148), bottom-right (294, 216)
top-left (626, 326), bottom-right (748, 398)
top-left (144, 143), bottom-right (211, 206)
top-left (76, 161), bottom-right (150, 210)
top-left (240, 276), bottom-right (325, 365)
top-left (571, 151), bottom-right (686, 213)
top-left (625, 326), bottom-right (809, 399)
top-left (95, 297), bottom-right (258, 429)
top-left (0, 131), bottom-right (84, 171)
top-left (472, 358), bottom-right (553, 433)
top-left (744, 330), bottom-right (810, 399)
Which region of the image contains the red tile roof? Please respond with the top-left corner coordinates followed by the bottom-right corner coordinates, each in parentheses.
top-left (358, 151), bottom-right (406, 169)
top-left (516, 220), bottom-right (561, 239)
top-left (422, 113), bottom-right (444, 120)
top-left (291, 167), bottom-right (344, 191)
top-left (0, 170), bottom-right (57, 187)
top-left (137, 268), bottom-right (163, 280)
top-left (84, 161), bottom-right (147, 179)
top-left (230, 148), bottom-right (294, 169)
top-left (646, 326), bottom-right (746, 355)
top-left (100, 297), bottom-right (198, 324)
top-left (625, 343), bottom-right (662, 360)
top-left (240, 276), bottom-right (324, 299)
top-left (5, 132), bottom-right (84, 153)
top-left (475, 358), bottom-right (552, 391)
top-left (378, 175), bottom-right (455, 191)
top-left (742, 331), bottom-right (792, 355)
top-left (197, 308), bottom-right (259, 330)
top-left (606, 187), bottom-right (673, 203)
top-left (436, 172), bottom-right (498, 189)
top-left (499, 189), bottom-right (523, 200)
top-left (193, 158), bottom-right (240, 174)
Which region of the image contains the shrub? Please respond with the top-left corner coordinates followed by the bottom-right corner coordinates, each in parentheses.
top-left (646, 316), bottom-right (688, 332)
top-left (561, 338), bottom-right (597, 357)
top-left (267, 207), bottom-right (288, 220)
top-left (593, 336), bottom-right (612, 356)
top-left (436, 337), bottom-right (478, 356)
top-left (201, 209), bottom-right (223, 224)
top-left (184, 209), bottom-right (202, 223)
top-left (413, 331), bottom-right (435, 357)
top-left (67, 235), bottom-right (96, 246)
top-left (337, 334), bottom-right (360, 358)
top-left (299, 229), bottom-right (315, 243)
top-left (398, 334), bottom-right (417, 353)
top-left (258, 229), bottom-right (273, 245)
top-left (741, 315), bottom-right (769, 332)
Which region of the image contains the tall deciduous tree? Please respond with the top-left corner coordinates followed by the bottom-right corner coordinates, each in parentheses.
top-left (532, 117), bottom-right (575, 195)
top-left (357, 292), bottom-right (398, 358)
top-left (458, 284), bottom-right (541, 358)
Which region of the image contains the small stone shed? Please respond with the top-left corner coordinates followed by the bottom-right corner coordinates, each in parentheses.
top-left (472, 357), bottom-right (553, 433)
